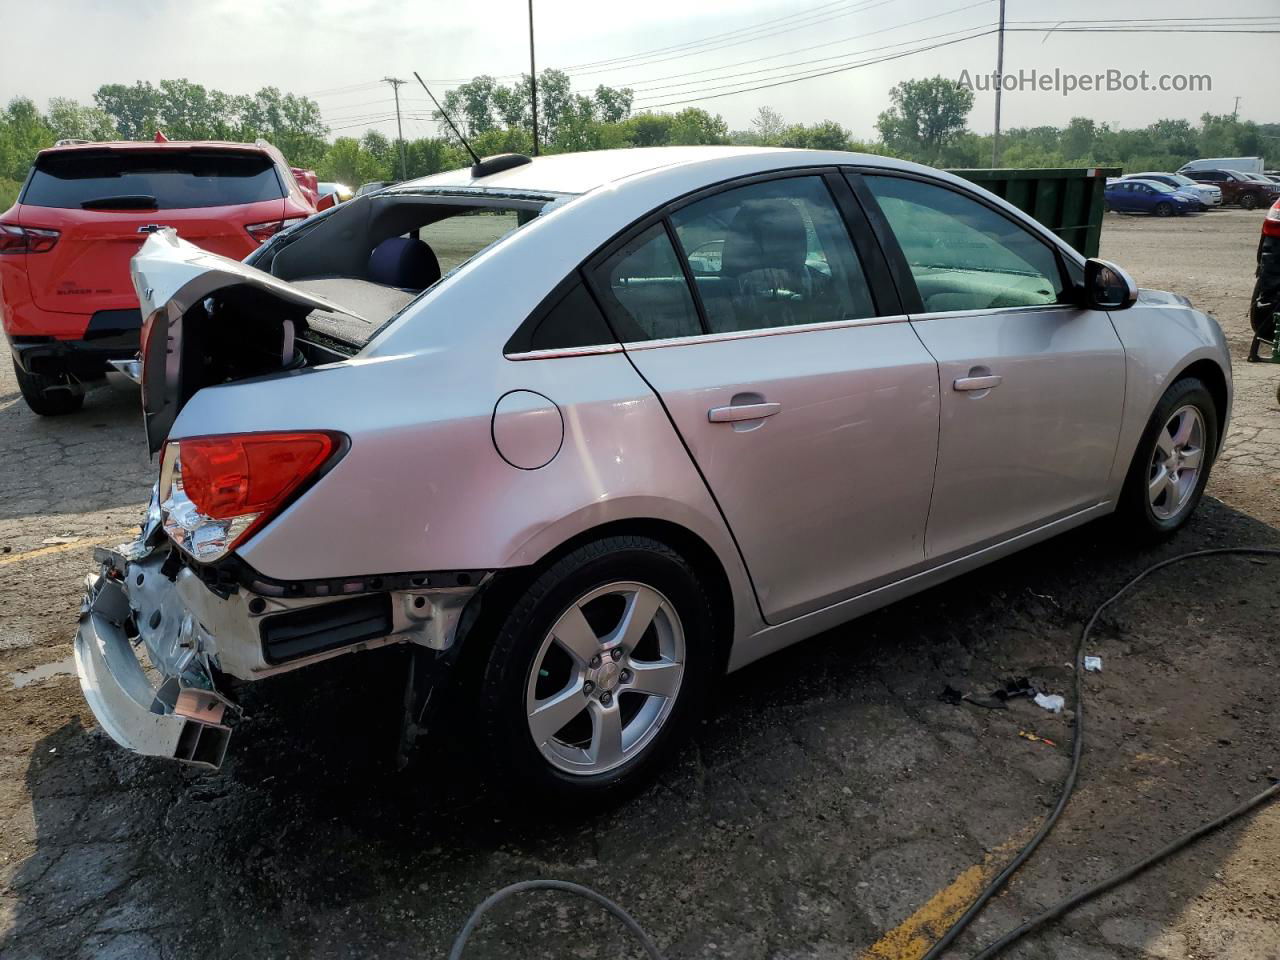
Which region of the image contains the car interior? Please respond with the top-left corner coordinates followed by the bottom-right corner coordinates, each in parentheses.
top-left (253, 190), bottom-right (557, 349)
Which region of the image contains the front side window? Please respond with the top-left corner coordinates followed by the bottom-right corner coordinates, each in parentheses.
top-left (864, 175), bottom-right (1067, 313)
top-left (670, 176), bottom-right (875, 333)
top-left (593, 224), bottom-right (702, 343)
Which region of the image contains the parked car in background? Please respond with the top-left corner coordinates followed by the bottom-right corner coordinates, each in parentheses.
top-left (317, 181), bottom-right (353, 203)
top-left (1181, 169), bottom-right (1280, 209)
top-left (73, 147), bottom-right (1230, 801)
top-left (1179, 156), bottom-right (1265, 176)
top-left (1105, 178), bottom-right (1201, 216)
top-left (1264, 173), bottom-right (1280, 185)
top-left (355, 180), bottom-right (396, 197)
top-left (1123, 172), bottom-right (1221, 207)
top-left (291, 167), bottom-right (320, 207)
top-left (0, 139), bottom-right (316, 414)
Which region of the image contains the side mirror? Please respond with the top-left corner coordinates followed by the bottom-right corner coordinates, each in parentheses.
top-left (315, 192), bottom-right (338, 212)
top-left (1081, 258), bottom-right (1138, 310)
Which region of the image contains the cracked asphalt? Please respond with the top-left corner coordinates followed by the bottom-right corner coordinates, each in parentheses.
top-left (1, 210), bottom-right (1278, 960)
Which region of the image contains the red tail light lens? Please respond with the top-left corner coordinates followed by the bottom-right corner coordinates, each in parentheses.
top-left (159, 432), bottom-right (342, 562)
top-left (0, 222), bottom-right (59, 254)
top-left (245, 217), bottom-right (305, 244)
top-left (1264, 199), bottom-right (1280, 238)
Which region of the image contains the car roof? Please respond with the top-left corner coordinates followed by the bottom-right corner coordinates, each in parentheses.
top-left (399, 145), bottom-right (920, 197)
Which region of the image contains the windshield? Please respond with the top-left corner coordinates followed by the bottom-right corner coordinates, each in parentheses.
top-left (1169, 174), bottom-right (1197, 186)
top-left (23, 149), bottom-right (284, 210)
top-left (1143, 181), bottom-right (1176, 193)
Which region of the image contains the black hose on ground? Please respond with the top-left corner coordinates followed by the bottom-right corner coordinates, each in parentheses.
top-left (451, 546), bottom-right (1280, 960)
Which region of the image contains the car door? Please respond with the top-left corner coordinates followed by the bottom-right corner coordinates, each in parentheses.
top-left (1109, 183), bottom-right (1134, 212)
top-left (586, 172), bottom-right (940, 624)
top-left (853, 171), bottom-right (1126, 560)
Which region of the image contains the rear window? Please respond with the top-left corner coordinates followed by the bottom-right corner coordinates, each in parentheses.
top-left (23, 150), bottom-right (284, 210)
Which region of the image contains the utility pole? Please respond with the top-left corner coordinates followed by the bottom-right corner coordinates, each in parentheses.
top-left (1233, 96), bottom-right (1241, 118)
top-left (382, 77), bottom-right (409, 180)
top-left (991, 0), bottom-right (1006, 167)
top-left (528, 0), bottom-right (540, 156)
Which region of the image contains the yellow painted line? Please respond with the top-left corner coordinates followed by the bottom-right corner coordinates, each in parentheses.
top-left (859, 834), bottom-right (1032, 960)
top-left (0, 534), bottom-right (130, 568)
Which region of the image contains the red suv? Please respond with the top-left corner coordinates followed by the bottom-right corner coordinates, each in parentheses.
top-left (1, 140), bottom-right (315, 414)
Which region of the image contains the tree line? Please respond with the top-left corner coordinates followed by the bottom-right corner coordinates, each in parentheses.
top-left (2, 73), bottom-right (1278, 210)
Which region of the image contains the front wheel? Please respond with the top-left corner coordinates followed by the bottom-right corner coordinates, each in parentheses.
top-left (1117, 377), bottom-right (1218, 536)
top-left (1240, 193), bottom-right (1259, 210)
top-left (479, 536), bottom-right (715, 805)
top-left (12, 358), bottom-right (84, 416)
top-left (1154, 201), bottom-right (1173, 217)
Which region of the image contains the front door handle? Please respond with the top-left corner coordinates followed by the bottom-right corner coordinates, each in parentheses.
top-left (953, 374), bottom-right (1003, 392)
top-left (708, 401), bottom-right (781, 423)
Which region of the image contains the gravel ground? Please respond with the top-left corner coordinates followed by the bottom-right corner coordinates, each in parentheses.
top-left (0, 208), bottom-right (1277, 960)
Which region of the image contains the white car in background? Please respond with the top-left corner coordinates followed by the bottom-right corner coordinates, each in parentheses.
top-left (1124, 172), bottom-right (1222, 208)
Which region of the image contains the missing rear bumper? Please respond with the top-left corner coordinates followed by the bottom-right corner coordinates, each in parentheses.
top-left (74, 571), bottom-right (234, 770)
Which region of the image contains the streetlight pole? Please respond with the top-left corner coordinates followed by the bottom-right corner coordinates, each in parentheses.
top-left (991, 0), bottom-right (1006, 167)
top-left (382, 77), bottom-right (409, 179)
top-left (528, 0), bottom-right (540, 156)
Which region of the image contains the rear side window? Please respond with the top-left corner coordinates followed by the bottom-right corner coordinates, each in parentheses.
top-left (593, 224), bottom-right (703, 343)
top-left (669, 176), bottom-right (876, 333)
top-left (865, 175), bottom-right (1066, 313)
top-left (23, 150), bottom-right (284, 210)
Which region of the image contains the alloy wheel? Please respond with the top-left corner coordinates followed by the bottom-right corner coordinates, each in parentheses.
top-left (1147, 404), bottom-right (1205, 521)
top-left (525, 581), bottom-right (685, 776)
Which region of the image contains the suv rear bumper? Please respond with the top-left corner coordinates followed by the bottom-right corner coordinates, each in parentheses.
top-left (9, 308), bottom-right (142, 378)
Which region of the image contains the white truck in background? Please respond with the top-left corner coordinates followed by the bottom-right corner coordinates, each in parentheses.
top-left (1179, 156), bottom-right (1265, 175)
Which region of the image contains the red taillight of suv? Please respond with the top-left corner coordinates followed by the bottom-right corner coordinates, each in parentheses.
top-left (0, 222), bottom-right (59, 254)
top-left (159, 432), bottom-right (344, 562)
top-left (245, 217), bottom-right (306, 244)
top-left (1263, 199), bottom-right (1280, 238)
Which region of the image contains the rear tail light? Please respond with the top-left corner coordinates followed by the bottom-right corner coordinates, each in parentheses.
top-left (245, 217), bottom-right (305, 244)
top-left (0, 222), bottom-right (59, 254)
top-left (1264, 200), bottom-right (1280, 238)
top-left (159, 432), bottom-right (344, 562)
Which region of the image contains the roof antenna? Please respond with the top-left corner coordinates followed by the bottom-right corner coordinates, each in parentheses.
top-left (414, 72), bottom-right (479, 166)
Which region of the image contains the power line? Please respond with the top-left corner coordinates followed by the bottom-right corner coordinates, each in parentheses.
top-left (614, 2), bottom-right (995, 95)
top-left (570, 0), bottom-right (899, 78)
top-left (633, 27), bottom-right (999, 110)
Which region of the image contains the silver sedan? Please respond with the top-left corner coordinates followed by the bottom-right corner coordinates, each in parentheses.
top-left (74, 147), bottom-right (1230, 802)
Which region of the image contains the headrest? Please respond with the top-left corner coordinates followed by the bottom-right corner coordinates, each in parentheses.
top-left (367, 237), bottom-right (441, 291)
top-left (720, 199), bottom-right (809, 278)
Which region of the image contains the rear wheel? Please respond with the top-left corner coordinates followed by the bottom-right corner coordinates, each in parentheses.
top-left (12, 358), bottom-right (84, 416)
top-left (1154, 201), bottom-right (1173, 217)
top-left (1117, 377), bottom-right (1218, 536)
top-left (479, 536), bottom-right (715, 805)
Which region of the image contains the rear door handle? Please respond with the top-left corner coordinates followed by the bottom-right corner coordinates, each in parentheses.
top-left (708, 401), bottom-right (781, 423)
top-left (953, 374), bottom-right (1003, 392)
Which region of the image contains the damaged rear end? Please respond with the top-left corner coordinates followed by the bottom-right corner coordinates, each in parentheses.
top-left (74, 229), bottom-right (484, 769)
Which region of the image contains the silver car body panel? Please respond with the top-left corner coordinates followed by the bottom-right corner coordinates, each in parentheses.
top-left (80, 147), bottom-right (1232, 755)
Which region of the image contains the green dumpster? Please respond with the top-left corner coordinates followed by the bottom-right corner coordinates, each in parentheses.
top-left (946, 167), bottom-right (1120, 259)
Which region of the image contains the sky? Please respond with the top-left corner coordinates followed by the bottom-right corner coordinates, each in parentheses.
top-left (3, 0), bottom-right (1278, 141)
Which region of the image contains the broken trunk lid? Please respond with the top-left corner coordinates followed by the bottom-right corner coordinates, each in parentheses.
top-left (132, 229), bottom-right (369, 454)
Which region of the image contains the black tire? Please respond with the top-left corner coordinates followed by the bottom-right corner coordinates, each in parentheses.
top-left (12, 357), bottom-right (84, 416)
top-left (479, 536), bottom-right (715, 806)
top-left (1240, 193), bottom-right (1259, 211)
top-left (1117, 377), bottom-right (1218, 537)
top-left (1154, 201), bottom-right (1173, 217)
top-left (1103, 200), bottom-right (1112, 213)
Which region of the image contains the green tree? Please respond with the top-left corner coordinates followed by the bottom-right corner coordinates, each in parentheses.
top-left (749, 106), bottom-right (787, 145)
top-left (45, 98), bottom-right (117, 142)
top-left (667, 108), bottom-right (728, 145)
top-left (0, 98), bottom-right (54, 181)
top-left (876, 75), bottom-right (974, 162)
top-left (93, 81), bottom-right (161, 139)
top-left (780, 120), bottom-right (851, 151)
